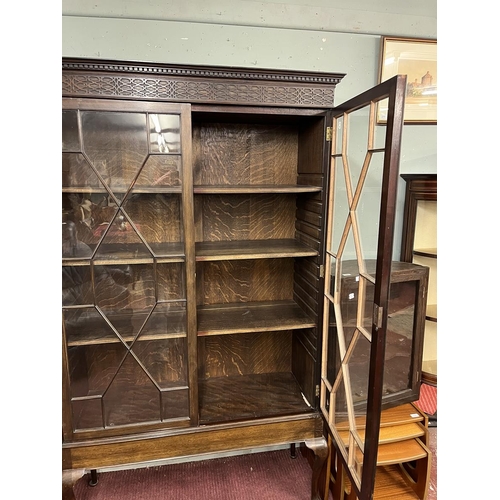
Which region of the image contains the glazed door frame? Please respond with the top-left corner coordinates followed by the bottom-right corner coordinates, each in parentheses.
top-left (320, 75), bottom-right (406, 500)
top-left (62, 98), bottom-right (198, 442)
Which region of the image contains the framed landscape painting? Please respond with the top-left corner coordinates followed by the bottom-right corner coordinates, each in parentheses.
top-left (377, 37), bottom-right (437, 124)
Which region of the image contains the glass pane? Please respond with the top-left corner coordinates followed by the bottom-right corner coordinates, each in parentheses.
top-left (161, 388), bottom-right (189, 420)
top-left (62, 266), bottom-right (93, 306)
top-left (132, 338), bottom-right (188, 389)
top-left (103, 352), bottom-right (161, 426)
top-left (330, 156), bottom-right (350, 256)
top-left (121, 194), bottom-right (183, 257)
top-left (133, 155), bottom-right (182, 190)
top-left (94, 263), bottom-right (156, 343)
top-left (67, 343), bottom-right (127, 400)
top-left (333, 115), bottom-right (343, 156)
top-left (81, 111), bottom-right (149, 196)
top-left (62, 110), bottom-right (80, 151)
top-left (137, 301), bottom-right (187, 341)
top-left (357, 152), bottom-right (384, 271)
top-left (71, 398), bottom-right (103, 430)
top-left (63, 193), bottom-right (120, 258)
top-left (385, 280), bottom-right (417, 395)
top-left (64, 307), bottom-right (120, 345)
top-left (62, 153), bottom-right (103, 190)
top-left (149, 114), bottom-right (181, 153)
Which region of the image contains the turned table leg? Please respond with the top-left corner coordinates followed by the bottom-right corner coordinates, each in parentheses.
top-left (305, 437), bottom-right (329, 500)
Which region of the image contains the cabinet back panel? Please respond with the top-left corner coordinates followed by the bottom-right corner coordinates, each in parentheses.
top-left (194, 194), bottom-right (296, 242)
top-left (192, 123), bottom-right (298, 185)
top-left (198, 259), bottom-right (294, 305)
top-left (198, 331), bottom-right (292, 379)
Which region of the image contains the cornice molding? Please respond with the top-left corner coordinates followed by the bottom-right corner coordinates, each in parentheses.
top-left (62, 58), bottom-right (344, 108)
top-left (62, 58), bottom-right (345, 85)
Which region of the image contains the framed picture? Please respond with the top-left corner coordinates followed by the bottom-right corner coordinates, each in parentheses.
top-left (377, 37), bottom-right (437, 124)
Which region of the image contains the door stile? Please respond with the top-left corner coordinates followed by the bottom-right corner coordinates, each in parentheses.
top-left (179, 104), bottom-right (199, 426)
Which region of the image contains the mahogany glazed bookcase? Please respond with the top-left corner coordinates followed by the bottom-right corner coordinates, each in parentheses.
top-left (62, 59), bottom-right (428, 500)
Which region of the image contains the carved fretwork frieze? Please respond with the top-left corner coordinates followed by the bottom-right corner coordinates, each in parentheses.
top-left (62, 59), bottom-right (345, 108)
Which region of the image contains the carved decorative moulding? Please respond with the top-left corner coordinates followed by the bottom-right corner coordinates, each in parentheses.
top-left (62, 58), bottom-right (345, 108)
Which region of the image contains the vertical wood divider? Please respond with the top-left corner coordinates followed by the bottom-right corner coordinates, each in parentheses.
top-left (180, 104), bottom-right (199, 426)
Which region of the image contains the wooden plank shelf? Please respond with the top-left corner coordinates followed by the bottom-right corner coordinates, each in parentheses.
top-left (413, 248), bottom-right (437, 258)
top-left (194, 184), bottom-right (322, 194)
top-left (197, 300), bottom-right (316, 336)
top-left (64, 308), bottom-right (187, 347)
top-left (62, 242), bottom-right (185, 265)
top-left (334, 403), bottom-right (425, 431)
top-left (62, 187), bottom-right (183, 194)
top-left (195, 239), bottom-right (318, 261)
top-left (426, 304), bottom-right (437, 322)
top-left (199, 372), bottom-right (314, 423)
top-left (338, 422), bottom-right (425, 447)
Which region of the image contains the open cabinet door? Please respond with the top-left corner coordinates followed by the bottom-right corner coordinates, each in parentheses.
top-left (320, 75), bottom-right (406, 500)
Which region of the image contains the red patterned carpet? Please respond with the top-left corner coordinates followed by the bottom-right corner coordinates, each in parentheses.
top-left (73, 448), bottom-right (332, 500)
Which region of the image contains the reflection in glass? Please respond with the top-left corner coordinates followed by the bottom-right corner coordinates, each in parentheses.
top-left (62, 153), bottom-right (104, 191)
top-left (82, 111), bottom-right (148, 194)
top-left (62, 110), bottom-right (80, 151)
top-left (122, 194), bottom-right (183, 256)
top-left (63, 104), bottom-right (189, 432)
top-left (104, 352), bottom-right (161, 426)
top-left (62, 266), bottom-right (93, 306)
top-left (64, 307), bottom-right (119, 346)
top-left (149, 114), bottom-right (181, 153)
top-left (62, 193), bottom-right (120, 259)
top-left (133, 155), bottom-right (182, 189)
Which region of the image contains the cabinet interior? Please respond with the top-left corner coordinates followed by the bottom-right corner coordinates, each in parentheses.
top-left (191, 110), bottom-right (326, 423)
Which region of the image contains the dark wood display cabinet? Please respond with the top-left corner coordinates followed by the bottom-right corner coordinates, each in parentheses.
top-left (62, 59), bottom-right (428, 500)
top-left (400, 174), bottom-right (437, 387)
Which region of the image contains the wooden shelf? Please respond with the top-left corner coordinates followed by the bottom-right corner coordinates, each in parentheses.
top-left (194, 184), bottom-right (322, 194)
top-left (65, 308), bottom-right (187, 347)
top-left (62, 187), bottom-right (182, 194)
top-left (338, 422), bottom-right (425, 447)
top-left (199, 372), bottom-right (313, 423)
top-left (62, 242), bottom-right (185, 265)
top-left (413, 248), bottom-right (437, 259)
top-left (343, 463), bottom-right (425, 499)
top-left (197, 300), bottom-right (316, 336)
top-left (426, 304), bottom-right (437, 322)
top-left (334, 403), bottom-right (424, 431)
top-left (195, 239), bottom-right (318, 261)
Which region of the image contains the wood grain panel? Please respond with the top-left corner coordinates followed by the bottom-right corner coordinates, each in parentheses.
top-left (198, 331), bottom-right (292, 378)
top-left (195, 194), bottom-right (296, 242)
top-left (199, 259), bottom-right (294, 305)
top-left (193, 122), bottom-right (298, 186)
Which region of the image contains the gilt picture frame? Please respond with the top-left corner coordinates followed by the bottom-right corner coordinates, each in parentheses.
top-left (377, 37), bottom-right (437, 124)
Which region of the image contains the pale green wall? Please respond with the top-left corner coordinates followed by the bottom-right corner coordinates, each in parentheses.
top-left (62, 0), bottom-right (437, 256)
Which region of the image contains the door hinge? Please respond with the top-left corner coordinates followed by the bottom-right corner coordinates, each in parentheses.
top-left (315, 385), bottom-right (320, 397)
top-left (319, 264), bottom-right (325, 278)
top-left (373, 304), bottom-right (383, 330)
top-left (326, 127), bottom-right (333, 142)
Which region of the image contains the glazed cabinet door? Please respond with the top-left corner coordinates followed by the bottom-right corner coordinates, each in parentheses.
top-left (320, 75), bottom-right (406, 499)
top-left (62, 99), bottom-right (197, 440)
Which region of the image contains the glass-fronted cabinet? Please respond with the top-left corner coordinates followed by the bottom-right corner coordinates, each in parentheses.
top-left (400, 174), bottom-right (437, 387)
top-left (62, 100), bottom-right (195, 438)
